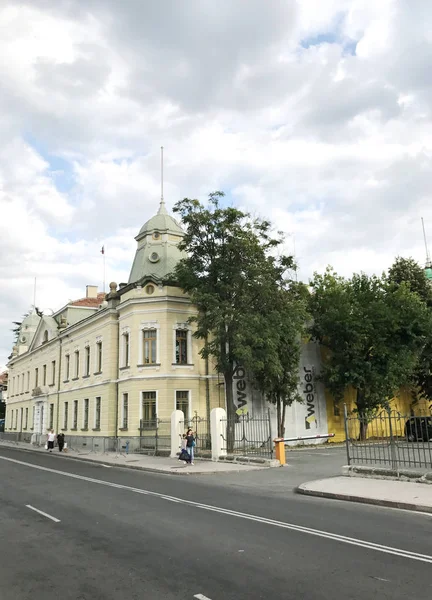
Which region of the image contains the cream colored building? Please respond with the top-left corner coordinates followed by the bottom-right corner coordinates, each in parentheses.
top-left (5, 200), bottom-right (224, 449)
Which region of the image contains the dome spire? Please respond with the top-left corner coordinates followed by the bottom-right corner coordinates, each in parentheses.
top-left (158, 145), bottom-right (168, 215)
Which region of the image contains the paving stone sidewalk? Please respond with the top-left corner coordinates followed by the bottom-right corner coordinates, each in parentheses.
top-left (297, 476), bottom-right (432, 513)
top-left (0, 439), bottom-right (270, 475)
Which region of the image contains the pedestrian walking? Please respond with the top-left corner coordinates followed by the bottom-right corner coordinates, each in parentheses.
top-left (57, 432), bottom-right (65, 452)
top-left (47, 429), bottom-right (55, 452)
top-left (185, 428), bottom-right (195, 465)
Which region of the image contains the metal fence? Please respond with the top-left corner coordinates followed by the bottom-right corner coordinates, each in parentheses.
top-left (184, 414), bottom-right (210, 456)
top-left (344, 406), bottom-right (432, 470)
top-left (138, 419), bottom-right (171, 456)
top-left (220, 410), bottom-right (273, 458)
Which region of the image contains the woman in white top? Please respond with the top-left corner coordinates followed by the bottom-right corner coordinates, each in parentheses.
top-left (47, 429), bottom-right (55, 452)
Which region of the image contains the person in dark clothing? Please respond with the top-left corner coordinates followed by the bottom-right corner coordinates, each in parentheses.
top-left (185, 428), bottom-right (195, 465)
top-left (57, 432), bottom-right (65, 452)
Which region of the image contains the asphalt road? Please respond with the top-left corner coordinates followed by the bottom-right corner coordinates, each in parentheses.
top-left (1, 446), bottom-right (431, 600)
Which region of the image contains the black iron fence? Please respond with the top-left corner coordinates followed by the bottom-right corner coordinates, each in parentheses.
top-left (220, 410), bottom-right (273, 458)
top-left (344, 406), bottom-right (432, 470)
top-left (184, 414), bottom-right (210, 456)
top-left (139, 418), bottom-right (171, 456)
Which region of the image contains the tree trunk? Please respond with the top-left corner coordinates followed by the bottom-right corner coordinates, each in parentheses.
top-left (356, 389), bottom-right (368, 441)
top-left (281, 399), bottom-right (287, 439)
top-left (224, 367), bottom-right (235, 453)
top-left (276, 396), bottom-right (282, 437)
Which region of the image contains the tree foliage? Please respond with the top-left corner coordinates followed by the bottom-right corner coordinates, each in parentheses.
top-left (308, 268), bottom-right (432, 433)
top-left (388, 256), bottom-right (432, 402)
top-left (173, 192), bottom-right (304, 446)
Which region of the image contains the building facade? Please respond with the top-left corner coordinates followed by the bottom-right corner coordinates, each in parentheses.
top-left (5, 200), bottom-right (223, 447)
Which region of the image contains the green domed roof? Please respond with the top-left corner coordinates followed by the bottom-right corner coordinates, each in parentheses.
top-left (137, 201), bottom-right (183, 239)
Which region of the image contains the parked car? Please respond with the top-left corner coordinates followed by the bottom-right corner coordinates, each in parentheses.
top-left (405, 416), bottom-right (432, 442)
top-left (0, 418), bottom-right (4, 432)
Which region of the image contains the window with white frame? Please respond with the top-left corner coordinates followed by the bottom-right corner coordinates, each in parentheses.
top-left (64, 402), bottom-right (69, 430)
top-left (83, 399), bottom-right (89, 429)
top-left (65, 354), bottom-right (70, 381)
top-left (96, 341), bottom-right (103, 373)
top-left (122, 393), bottom-right (128, 429)
top-left (73, 400), bottom-right (78, 429)
top-left (26, 371), bottom-right (30, 392)
top-left (84, 346), bottom-right (90, 376)
top-left (122, 332), bottom-right (130, 367)
top-left (49, 404), bottom-right (54, 429)
top-left (31, 406), bottom-right (35, 429)
top-left (175, 329), bottom-right (188, 364)
top-left (141, 392), bottom-right (157, 428)
top-left (24, 408), bottom-right (28, 429)
top-left (35, 368), bottom-right (39, 388)
top-left (74, 350), bottom-right (79, 378)
top-left (94, 397), bottom-right (101, 429)
top-left (51, 360), bottom-right (56, 385)
top-left (43, 364), bottom-right (47, 386)
top-left (176, 390), bottom-right (190, 422)
top-left (143, 329), bottom-right (157, 364)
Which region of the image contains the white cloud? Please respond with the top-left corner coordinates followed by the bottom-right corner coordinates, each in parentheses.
top-left (1, 0), bottom-right (432, 369)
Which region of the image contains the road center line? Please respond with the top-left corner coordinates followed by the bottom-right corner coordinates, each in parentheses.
top-left (2, 455), bottom-right (431, 565)
top-left (194, 594), bottom-right (213, 600)
top-left (26, 504), bottom-right (61, 523)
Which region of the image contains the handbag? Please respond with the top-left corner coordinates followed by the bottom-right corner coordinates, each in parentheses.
top-left (44, 443), bottom-right (48, 449)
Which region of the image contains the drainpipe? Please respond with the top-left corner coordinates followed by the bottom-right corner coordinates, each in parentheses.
top-left (205, 335), bottom-right (210, 423)
top-left (56, 337), bottom-right (63, 434)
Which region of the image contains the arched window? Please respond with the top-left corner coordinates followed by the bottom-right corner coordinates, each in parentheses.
top-left (43, 330), bottom-right (48, 343)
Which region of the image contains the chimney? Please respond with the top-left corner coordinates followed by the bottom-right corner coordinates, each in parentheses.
top-left (86, 285), bottom-right (98, 299)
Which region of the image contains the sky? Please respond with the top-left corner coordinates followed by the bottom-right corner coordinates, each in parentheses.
top-left (1, 0), bottom-right (432, 370)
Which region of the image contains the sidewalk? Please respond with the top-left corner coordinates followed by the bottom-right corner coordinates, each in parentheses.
top-left (297, 476), bottom-right (432, 513)
top-left (0, 440), bottom-right (271, 476)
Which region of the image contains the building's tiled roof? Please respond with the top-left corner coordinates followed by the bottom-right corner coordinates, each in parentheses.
top-left (70, 293), bottom-right (106, 308)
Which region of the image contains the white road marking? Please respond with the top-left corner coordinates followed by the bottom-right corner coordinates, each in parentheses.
top-left (194, 595), bottom-right (213, 600)
top-left (26, 504), bottom-right (61, 523)
top-left (1, 455), bottom-right (431, 565)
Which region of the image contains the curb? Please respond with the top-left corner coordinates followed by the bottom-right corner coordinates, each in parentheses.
top-left (295, 484), bottom-right (432, 514)
top-left (0, 443), bottom-right (265, 477)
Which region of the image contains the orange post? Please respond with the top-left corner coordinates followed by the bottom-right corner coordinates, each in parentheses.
top-left (274, 438), bottom-right (286, 465)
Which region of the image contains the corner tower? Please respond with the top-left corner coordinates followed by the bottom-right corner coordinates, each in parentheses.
top-left (128, 198), bottom-right (185, 284)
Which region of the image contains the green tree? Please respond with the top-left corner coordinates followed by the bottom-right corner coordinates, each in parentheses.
top-left (253, 284), bottom-right (309, 437)
top-left (388, 256), bottom-right (432, 403)
top-left (173, 192), bottom-right (296, 449)
top-left (308, 268), bottom-right (431, 438)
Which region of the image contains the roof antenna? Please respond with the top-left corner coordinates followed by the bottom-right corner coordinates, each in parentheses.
top-left (158, 146), bottom-right (167, 215)
top-left (33, 277), bottom-right (37, 313)
top-left (421, 217), bottom-right (431, 267)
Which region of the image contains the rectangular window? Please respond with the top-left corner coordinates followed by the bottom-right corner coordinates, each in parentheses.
top-left (85, 346), bottom-right (90, 376)
top-left (122, 393), bottom-right (128, 429)
top-left (65, 354), bottom-right (70, 380)
top-left (141, 391), bottom-right (157, 427)
top-left (9, 410), bottom-right (13, 429)
top-left (74, 351), bottom-right (79, 378)
top-left (96, 341), bottom-right (102, 373)
top-left (175, 330), bottom-right (188, 364)
top-left (63, 402), bottom-right (68, 430)
top-left (73, 400), bottom-right (78, 429)
top-left (123, 333), bottom-right (130, 367)
top-left (35, 368), bottom-right (39, 388)
top-left (20, 408), bottom-right (23, 429)
top-left (83, 399), bottom-right (89, 429)
top-left (49, 403), bottom-right (54, 429)
top-left (31, 406), bottom-right (35, 429)
top-left (176, 390), bottom-right (190, 422)
top-left (24, 408), bottom-right (28, 429)
top-left (43, 364), bottom-right (47, 386)
top-left (14, 410), bottom-right (18, 429)
top-left (51, 360), bottom-right (56, 385)
top-left (143, 329), bottom-right (157, 364)
top-left (26, 371), bottom-right (30, 392)
top-left (21, 374), bottom-right (24, 393)
top-left (95, 397), bottom-right (101, 429)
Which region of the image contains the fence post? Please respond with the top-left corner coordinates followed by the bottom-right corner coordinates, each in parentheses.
top-left (343, 404), bottom-right (351, 466)
top-left (170, 410), bottom-right (184, 458)
top-left (268, 407), bottom-right (273, 459)
top-left (210, 407), bottom-right (226, 461)
top-left (387, 407), bottom-right (398, 471)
